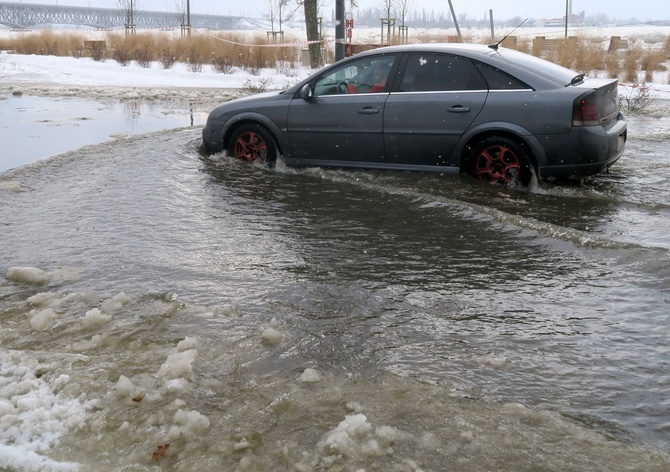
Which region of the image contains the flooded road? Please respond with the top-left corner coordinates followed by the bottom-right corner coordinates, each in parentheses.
top-left (1, 100), bottom-right (670, 471)
top-left (0, 92), bottom-right (209, 172)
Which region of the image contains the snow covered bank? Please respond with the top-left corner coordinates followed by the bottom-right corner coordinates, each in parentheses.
top-left (0, 50), bottom-right (310, 103)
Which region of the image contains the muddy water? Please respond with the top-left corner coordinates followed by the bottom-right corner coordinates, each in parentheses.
top-left (1, 102), bottom-right (670, 471)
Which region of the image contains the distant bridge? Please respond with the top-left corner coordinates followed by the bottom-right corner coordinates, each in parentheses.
top-left (0, 2), bottom-right (247, 30)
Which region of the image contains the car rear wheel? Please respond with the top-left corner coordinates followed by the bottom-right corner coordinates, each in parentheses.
top-left (227, 124), bottom-right (277, 163)
top-left (466, 136), bottom-right (531, 187)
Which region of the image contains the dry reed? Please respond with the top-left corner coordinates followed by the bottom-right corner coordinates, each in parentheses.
top-left (623, 47), bottom-right (643, 82)
top-left (1, 30), bottom-right (667, 82)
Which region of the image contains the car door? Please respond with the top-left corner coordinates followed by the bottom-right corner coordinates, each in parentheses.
top-left (286, 55), bottom-right (397, 167)
top-left (383, 53), bottom-right (488, 168)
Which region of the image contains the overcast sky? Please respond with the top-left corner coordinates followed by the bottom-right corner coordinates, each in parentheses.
top-left (21, 0), bottom-right (670, 22)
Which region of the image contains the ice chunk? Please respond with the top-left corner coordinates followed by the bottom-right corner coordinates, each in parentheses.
top-left (26, 292), bottom-right (58, 307)
top-left (101, 292), bottom-right (132, 314)
top-left (7, 266), bottom-right (50, 285)
top-left (82, 308), bottom-right (111, 328)
top-left (163, 378), bottom-right (191, 393)
top-left (318, 414), bottom-right (373, 457)
top-left (261, 327), bottom-right (283, 346)
top-left (177, 336), bottom-right (198, 352)
top-left (70, 334), bottom-right (101, 352)
top-left (29, 308), bottom-right (56, 330)
top-left (0, 400), bottom-right (15, 416)
top-left (0, 180), bottom-right (25, 192)
top-left (174, 409), bottom-right (210, 435)
top-left (157, 349), bottom-right (197, 381)
top-left (474, 354), bottom-right (510, 369)
top-left (53, 375), bottom-right (70, 391)
top-left (375, 425), bottom-right (399, 447)
top-left (214, 304), bottom-right (240, 316)
top-left (300, 368), bottom-right (323, 383)
top-left (115, 375), bottom-right (136, 400)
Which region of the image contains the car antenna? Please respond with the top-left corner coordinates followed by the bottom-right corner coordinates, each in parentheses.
top-left (488, 18), bottom-right (528, 50)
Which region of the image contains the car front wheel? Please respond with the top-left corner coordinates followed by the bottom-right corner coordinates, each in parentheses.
top-left (227, 124), bottom-right (277, 163)
top-left (467, 136), bottom-right (531, 187)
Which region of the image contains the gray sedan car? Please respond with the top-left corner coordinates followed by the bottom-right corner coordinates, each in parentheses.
top-left (202, 43), bottom-right (627, 185)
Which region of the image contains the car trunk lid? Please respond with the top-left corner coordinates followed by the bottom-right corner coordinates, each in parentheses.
top-left (571, 78), bottom-right (620, 128)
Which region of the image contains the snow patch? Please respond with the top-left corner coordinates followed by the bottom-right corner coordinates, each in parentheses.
top-left (0, 350), bottom-right (91, 471)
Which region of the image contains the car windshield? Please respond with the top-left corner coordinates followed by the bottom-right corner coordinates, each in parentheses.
top-left (495, 48), bottom-right (579, 85)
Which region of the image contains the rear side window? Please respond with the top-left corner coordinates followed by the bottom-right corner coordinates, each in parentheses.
top-left (399, 54), bottom-right (487, 92)
top-left (475, 62), bottom-right (530, 90)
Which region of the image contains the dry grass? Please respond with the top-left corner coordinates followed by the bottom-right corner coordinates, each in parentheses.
top-left (1, 30), bottom-right (304, 72)
top-left (1, 31), bottom-right (83, 56)
top-left (623, 47), bottom-right (643, 82)
top-left (1, 30), bottom-right (669, 83)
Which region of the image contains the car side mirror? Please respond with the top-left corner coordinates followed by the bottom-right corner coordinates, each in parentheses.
top-left (300, 83), bottom-right (314, 100)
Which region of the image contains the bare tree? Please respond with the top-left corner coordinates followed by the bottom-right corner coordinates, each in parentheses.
top-left (266, 0), bottom-right (298, 33)
top-left (397, 0), bottom-right (414, 27)
top-left (295, 0), bottom-right (323, 68)
top-left (117, 0), bottom-right (139, 34)
top-left (379, 0), bottom-right (396, 21)
top-left (265, 0), bottom-right (278, 32)
top-left (279, 0), bottom-right (299, 32)
top-left (175, 0), bottom-right (185, 24)
top-left (379, 0), bottom-right (396, 44)
top-left (303, 0), bottom-right (320, 67)
top-left (174, 0), bottom-right (189, 36)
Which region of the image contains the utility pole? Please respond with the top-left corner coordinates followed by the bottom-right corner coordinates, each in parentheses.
top-left (489, 9), bottom-right (494, 41)
top-left (187, 0), bottom-right (191, 37)
top-left (335, 0), bottom-right (344, 61)
top-left (447, 0), bottom-right (462, 42)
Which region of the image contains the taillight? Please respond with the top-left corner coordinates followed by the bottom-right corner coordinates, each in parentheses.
top-left (572, 92), bottom-right (600, 127)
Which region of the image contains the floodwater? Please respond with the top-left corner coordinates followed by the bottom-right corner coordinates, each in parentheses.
top-left (0, 93), bottom-right (208, 172)
top-left (1, 95), bottom-right (670, 471)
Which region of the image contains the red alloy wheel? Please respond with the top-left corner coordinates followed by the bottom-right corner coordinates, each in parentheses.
top-left (474, 144), bottom-right (521, 185)
top-left (233, 131), bottom-right (268, 161)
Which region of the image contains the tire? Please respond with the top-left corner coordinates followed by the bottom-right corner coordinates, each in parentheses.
top-left (466, 136), bottom-right (532, 187)
top-left (226, 124), bottom-right (277, 163)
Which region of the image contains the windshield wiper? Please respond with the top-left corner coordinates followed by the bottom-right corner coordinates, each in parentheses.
top-left (568, 73), bottom-right (585, 86)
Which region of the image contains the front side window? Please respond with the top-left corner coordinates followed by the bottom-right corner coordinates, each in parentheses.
top-left (399, 53), bottom-right (487, 92)
top-left (313, 55), bottom-right (396, 96)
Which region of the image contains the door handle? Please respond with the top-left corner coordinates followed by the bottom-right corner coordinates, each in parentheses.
top-left (448, 106), bottom-right (470, 113)
top-left (358, 107), bottom-right (380, 114)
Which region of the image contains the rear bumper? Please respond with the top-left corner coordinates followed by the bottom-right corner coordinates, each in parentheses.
top-left (536, 114), bottom-right (627, 180)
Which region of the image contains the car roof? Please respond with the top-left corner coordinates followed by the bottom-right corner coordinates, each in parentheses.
top-left (353, 42), bottom-right (498, 58)
top-left (350, 42), bottom-right (578, 88)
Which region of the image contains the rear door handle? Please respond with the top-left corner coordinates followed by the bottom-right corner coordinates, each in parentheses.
top-left (448, 106), bottom-right (470, 113)
top-left (358, 107), bottom-right (380, 114)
